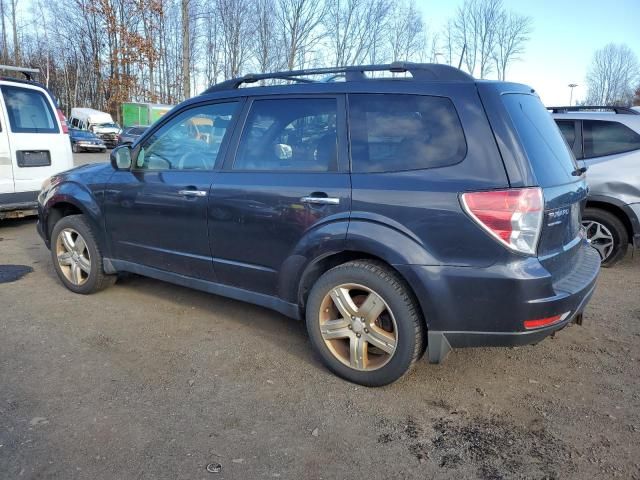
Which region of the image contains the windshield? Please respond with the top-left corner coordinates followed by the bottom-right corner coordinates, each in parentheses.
top-left (95, 122), bottom-right (119, 129)
top-left (502, 93), bottom-right (578, 187)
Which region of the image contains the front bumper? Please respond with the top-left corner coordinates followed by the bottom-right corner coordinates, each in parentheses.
top-left (395, 243), bottom-right (600, 363)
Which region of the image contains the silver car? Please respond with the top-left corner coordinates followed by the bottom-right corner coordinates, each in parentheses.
top-left (552, 106), bottom-right (640, 266)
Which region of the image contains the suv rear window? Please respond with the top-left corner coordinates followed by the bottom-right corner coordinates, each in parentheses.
top-left (502, 93), bottom-right (577, 186)
top-left (1, 85), bottom-right (59, 134)
top-left (583, 120), bottom-right (640, 158)
top-left (348, 94), bottom-right (467, 173)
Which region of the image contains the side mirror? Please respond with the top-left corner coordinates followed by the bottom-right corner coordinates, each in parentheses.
top-left (110, 145), bottom-right (132, 170)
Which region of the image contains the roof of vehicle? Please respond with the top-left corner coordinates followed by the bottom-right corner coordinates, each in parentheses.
top-left (549, 105), bottom-right (640, 115)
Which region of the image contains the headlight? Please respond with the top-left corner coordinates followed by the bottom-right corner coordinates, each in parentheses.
top-left (41, 176), bottom-right (52, 191)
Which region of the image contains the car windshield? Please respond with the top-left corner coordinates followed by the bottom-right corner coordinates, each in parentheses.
top-left (96, 122), bottom-right (119, 129)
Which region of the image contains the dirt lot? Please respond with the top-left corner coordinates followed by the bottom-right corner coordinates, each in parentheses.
top-left (1, 152), bottom-right (639, 479)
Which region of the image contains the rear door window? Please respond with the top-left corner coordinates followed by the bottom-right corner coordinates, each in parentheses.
top-left (583, 120), bottom-right (640, 158)
top-left (348, 94), bottom-right (467, 172)
top-left (233, 98), bottom-right (338, 172)
top-left (502, 93), bottom-right (577, 186)
top-left (1, 85), bottom-right (58, 134)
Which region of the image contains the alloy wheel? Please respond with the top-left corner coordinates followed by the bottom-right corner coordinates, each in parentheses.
top-left (318, 283), bottom-right (398, 371)
top-left (582, 220), bottom-right (614, 261)
top-left (55, 228), bottom-right (91, 286)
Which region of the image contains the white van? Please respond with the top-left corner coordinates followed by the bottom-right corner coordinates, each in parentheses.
top-left (0, 66), bottom-right (74, 219)
top-left (69, 108), bottom-right (120, 148)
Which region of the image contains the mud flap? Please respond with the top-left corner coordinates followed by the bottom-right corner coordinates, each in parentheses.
top-left (427, 331), bottom-right (452, 364)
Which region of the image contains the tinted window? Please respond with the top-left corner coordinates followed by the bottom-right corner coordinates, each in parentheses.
top-left (583, 120), bottom-right (640, 158)
top-left (234, 98), bottom-right (337, 172)
top-left (348, 94), bottom-right (466, 173)
top-left (502, 94), bottom-right (577, 186)
top-left (131, 127), bottom-right (146, 135)
top-left (136, 102), bottom-right (238, 170)
top-left (555, 120), bottom-right (576, 148)
top-left (1, 85), bottom-right (58, 134)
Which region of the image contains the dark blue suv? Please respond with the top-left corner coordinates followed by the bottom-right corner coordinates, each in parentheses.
top-left (37, 63), bottom-right (600, 386)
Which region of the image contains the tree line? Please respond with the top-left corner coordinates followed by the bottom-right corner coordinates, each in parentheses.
top-left (2, 0), bottom-right (533, 119)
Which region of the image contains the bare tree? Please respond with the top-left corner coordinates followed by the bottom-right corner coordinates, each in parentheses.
top-left (324, 0), bottom-right (390, 67)
top-left (276, 0), bottom-right (327, 70)
top-left (252, 0), bottom-right (280, 76)
top-left (451, 0), bottom-right (502, 78)
top-left (586, 43), bottom-right (640, 106)
top-left (215, 0), bottom-right (253, 79)
top-left (9, 0), bottom-right (18, 62)
top-left (493, 10), bottom-right (532, 80)
top-left (181, 0), bottom-right (190, 98)
top-left (0, 0), bottom-right (7, 62)
top-left (387, 0), bottom-right (425, 62)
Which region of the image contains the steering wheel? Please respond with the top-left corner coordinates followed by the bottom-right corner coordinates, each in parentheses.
top-left (177, 151), bottom-right (210, 170)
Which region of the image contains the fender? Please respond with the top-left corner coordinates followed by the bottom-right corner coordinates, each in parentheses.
top-left (42, 181), bottom-right (109, 254)
top-left (277, 214), bottom-right (350, 303)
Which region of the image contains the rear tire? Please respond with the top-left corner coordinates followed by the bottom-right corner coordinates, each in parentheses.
top-left (582, 208), bottom-right (628, 267)
top-left (305, 260), bottom-right (425, 387)
top-left (50, 214), bottom-right (116, 294)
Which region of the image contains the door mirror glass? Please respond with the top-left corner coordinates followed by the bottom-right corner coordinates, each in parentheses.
top-left (111, 145), bottom-right (132, 170)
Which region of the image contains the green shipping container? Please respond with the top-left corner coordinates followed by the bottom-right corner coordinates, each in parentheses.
top-left (121, 102), bottom-right (173, 127)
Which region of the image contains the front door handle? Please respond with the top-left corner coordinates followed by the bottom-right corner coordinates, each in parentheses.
top-left (179, 189), bottom-right (207, 197)
top-left (300, 196), bottom-right (340, 205)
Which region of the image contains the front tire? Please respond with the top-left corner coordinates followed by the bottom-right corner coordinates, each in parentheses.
top-left (72, 143), bottom-right (79, 153)
top-left (582, 208), bottom-right (628, 267)
top-left (305, 260), bottom-right (425, 387)
top-left (50, 215), bottom-right (116, 294)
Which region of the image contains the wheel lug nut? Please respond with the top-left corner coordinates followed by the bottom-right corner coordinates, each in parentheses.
top-left (364, 328), bottom-right (369, 333)
top-left (348, 325), bottom-right (352, 329)
top-left (356, 333), bottom-right (361, 338)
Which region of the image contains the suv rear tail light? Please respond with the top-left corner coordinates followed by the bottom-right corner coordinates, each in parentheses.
top-left (57, 109), bottom-right (69, 134)
top-left (524, 312), bottom-right (570, 330)
top-left (461, 187), bottom-right (544, 255)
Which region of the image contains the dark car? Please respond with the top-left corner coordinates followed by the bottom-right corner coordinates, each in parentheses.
top-left (69, 128), bottom-right (106, 153)
top-left (117, 125), bottom-right (147, 146)
top-left (37, 63), bottom-right (599, 387)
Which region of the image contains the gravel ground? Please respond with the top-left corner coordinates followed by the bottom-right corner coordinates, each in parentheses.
top-left (0, 152), bottom-right (639, 479)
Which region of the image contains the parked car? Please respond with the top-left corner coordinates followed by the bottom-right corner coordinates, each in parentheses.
top-left (551, 106), bottom-right (640, 266)
top-left (69, 108), bottom-right (120, 148)
top-left (0, 65), bottom-right (73, 219)
top-left (37, 63), bottom-right (599, 386)
top-left (117, 125), bottom-right (147, 146)
top-left (69, 128), bottom-right (107, 153)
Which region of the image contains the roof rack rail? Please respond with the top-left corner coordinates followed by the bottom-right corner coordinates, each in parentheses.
top-left (549, 105), bottom-right (640, 115)
top-left (203, 62), bottom-right (473, 94)
top-left (0, 64), bottom-right (39, 81)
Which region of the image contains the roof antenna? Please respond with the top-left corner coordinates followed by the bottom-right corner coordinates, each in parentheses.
top-left (457, 44), bottom-right (466, 70)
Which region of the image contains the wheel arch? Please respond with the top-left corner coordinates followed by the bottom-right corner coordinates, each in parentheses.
top-left (43, 183), bottom-right (106, 252)
top-left (586, 196), bottom-right (636, 246)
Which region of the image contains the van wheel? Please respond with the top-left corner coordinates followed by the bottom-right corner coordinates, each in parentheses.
top-left (51, 214), bottom-right (116, 294)
top-left (582, 208), bottom-right (628, 267)
top-left (72, 143), bottom-right (79, 153)
top-left (305, 260), bottom-right (425, 387)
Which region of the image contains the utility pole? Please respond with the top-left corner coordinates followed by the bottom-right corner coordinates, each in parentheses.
top-left (568, 83), bottom-right (578, 106)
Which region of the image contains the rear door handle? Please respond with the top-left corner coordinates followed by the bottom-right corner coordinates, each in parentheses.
top-left (179, 190), bottom-right (207, 197)
top-left (300, 196), bottom-right (340, 205)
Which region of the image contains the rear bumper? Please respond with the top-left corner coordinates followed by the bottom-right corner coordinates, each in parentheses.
top-left (395, 243), bottom-right (600, 362)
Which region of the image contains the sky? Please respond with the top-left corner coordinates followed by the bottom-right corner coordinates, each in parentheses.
top-left (417, 0), bottom-right (640, 105)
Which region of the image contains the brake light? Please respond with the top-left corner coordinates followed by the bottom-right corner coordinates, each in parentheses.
top-left (461, 187), bottom-right (543, 255)
top-left (524, 312), bottom-right (570, 330)
top-left (57, 109), bottom-right (68, 134)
